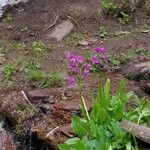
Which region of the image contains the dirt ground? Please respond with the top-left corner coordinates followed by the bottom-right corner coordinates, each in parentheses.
top-left (0, 0), bottom-right (150, 149)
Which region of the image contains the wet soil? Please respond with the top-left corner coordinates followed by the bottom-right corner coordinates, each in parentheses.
top-left (0, 0), bottom-right (150, 149)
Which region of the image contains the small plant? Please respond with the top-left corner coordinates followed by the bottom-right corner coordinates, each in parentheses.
top-left (59, 80), bottom-right (132, 149)
top-left (109, 48), bottom-right (147, 66)
top-left (109, 56), bottom-right (121, 66)
top-left (13, 43), bottom-right (27, 51)
top-left (2, 63), bottom-right (17, 80)
top-left (95, 26), bottom-right (108, 38)
top-left (26, 70), bottom-right (62, 88)
top-left (126, 96), bottom-right (150, 126)
top-left (109, 53), bottom-right (121, 66)
top-left (6, 13), bottom-right (14, 23)
top-left (20, 59), bottom-right (61, 88)
top-left (20, 59), bottom-right (40, 73)
top-left (101, 0), bottom-right (119, 13)
top-left (59, 78), bottom-right (150, 149)
top-left (32, 41), bottom-right (53, 56)
top-left (119, 12), bottom-right (130, 24)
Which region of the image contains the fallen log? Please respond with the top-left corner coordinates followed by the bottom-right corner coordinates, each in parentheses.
top-left (121, 120), bottom-right (150, 144)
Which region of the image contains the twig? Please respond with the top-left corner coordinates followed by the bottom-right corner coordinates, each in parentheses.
top-left (65, 15), bottom-right (81, 29)
top-left (21, 91), bottom-right (33, 107)
top-left (46, 126), bottom-right (59, 138)
top-left (40, 13), bottom-right (60, 33)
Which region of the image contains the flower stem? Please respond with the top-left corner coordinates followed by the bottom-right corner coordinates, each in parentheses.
top-left (80, 95), bottom-right (90, 121)
top-left (78, 77), bottom-right (90, 121)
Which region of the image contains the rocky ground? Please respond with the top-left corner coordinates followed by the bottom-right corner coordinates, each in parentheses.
top-left (0, 0), bottom-right (150, 149)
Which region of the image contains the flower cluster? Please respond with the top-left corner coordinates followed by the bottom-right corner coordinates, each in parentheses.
top-left (65, 52), bottom-right (91, 85)
top-left (65, 47), bottom-right (108, 85)
top-left (94, 47), bottom-right (109, 63)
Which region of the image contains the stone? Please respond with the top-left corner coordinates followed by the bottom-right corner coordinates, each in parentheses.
top-left (88, 38), bottom-right (98, 44)
top-left (81, 46), bottom-right (90, 50)
top-left (78, 40), bottom-right (89, 46)
top-left (49, 20), bottom-right (74, 41)
top-left (54, 99), bottom-right (92, 112)
top-left (121, 120), bottom-right (150, 144)
top-left (0, 91), bottom-right (36, 123)
top-left (140, 82), bottom-right (150, 94)
top-left (27, 89), bottom-right (53, 100)
top-left (121, 61), bottom-right (150, 81)
top-left (27, 88), bottom-right (63, 103)
top-left (0, 119), bottom-right (16, 150)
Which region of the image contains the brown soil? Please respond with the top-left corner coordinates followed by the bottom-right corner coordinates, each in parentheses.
top-left (0, 0), bottom-right (150, 149)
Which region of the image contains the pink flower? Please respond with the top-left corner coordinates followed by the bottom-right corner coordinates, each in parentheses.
top-left (68, 63), bottom-right (80, 73)
top-left (67, 76), bottom-right (76, 85)
top-left (76, 55), bottom-right (84, 63)
top-left (94, 47), bottom-right (105, 53)
top-left (82, 63), bottom-right (91, 77)
top-left (84, 63), bottom-right (91, 70)
top-left (90, 55), bottom-right (100, 64)
top-left (65, 52), bottom-right (84, 63)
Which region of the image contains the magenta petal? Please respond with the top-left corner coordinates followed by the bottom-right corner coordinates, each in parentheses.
top-left (67, 77), bottom-right (76, 85)
top-left (90, 55), bottom-right (100, 64)
top-left (68, 63), bottom-right (80, 73)
top-left (76, 55), bottom-right (84, 63)
top-left (94, 47), bottom-right (105, 53)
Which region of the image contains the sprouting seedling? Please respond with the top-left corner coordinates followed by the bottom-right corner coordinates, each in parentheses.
top-left (95, 27), bottom-right (108, 38)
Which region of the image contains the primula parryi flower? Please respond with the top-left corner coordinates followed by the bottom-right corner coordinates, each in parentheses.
top-left (68, 63), bottom-right (80, 73)
top-left (67, 76), bottom-right (76, 85)
top-left (76, 55), bottom-right (84, 63)
top-left (66, 52), bottom-right (84, 63)
top-left (84, 63), bottom-right (91, 70)
top-left (90, 55), bottom-right (100, 64)
top-left (82, 63), bottom-right (91, 77)
top-left (94, 47), bottom-right (109, 63)
top-left (65, 52), bottom-right (76, 62)
top-left (94, 47), bottom-right (105, 53)
top-left (65, 51), bottom-right (102, 83)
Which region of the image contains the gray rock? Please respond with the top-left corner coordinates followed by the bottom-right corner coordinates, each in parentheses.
top-left (0, 124), bottom-right (16, 150)
top-left (49, 20), bottom-right (74, 41)
top-left (121, 120), bottom-right (150, 144)
top-left (140, 81), bottom-right (150, 94)
top-left (27, 88), bottom-right (64, 103)
top-left (78, 40), bottom-right (89, 46)
top-left (121, 61), bottom-right (150, 81)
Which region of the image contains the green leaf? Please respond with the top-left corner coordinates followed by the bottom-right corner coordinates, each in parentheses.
top-left (65, 137), bottom-right (81, 145)
top-left (126, 142), bottom-right (132, 150)
top-left (58, 144), bottom-right (70, 150)
top-left (116, 79), bottom-right (126, 96)
top-left (104, 79), bottom-right (110, 108)
top-left (71, 116), bottom-right (90, 137)
top-left (108, 145), bottom-right (113, 150)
